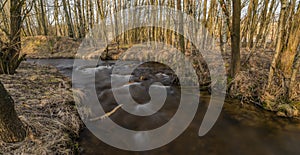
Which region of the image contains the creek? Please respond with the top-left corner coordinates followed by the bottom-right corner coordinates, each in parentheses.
top-left (27, 59), bottom-right (300, 155)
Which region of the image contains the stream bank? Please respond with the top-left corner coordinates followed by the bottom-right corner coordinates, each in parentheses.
top-left (0, 62), bottom-right (82, 154)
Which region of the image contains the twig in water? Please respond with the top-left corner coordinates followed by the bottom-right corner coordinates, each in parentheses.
top-left (90, 104), bottom-right (123, 121)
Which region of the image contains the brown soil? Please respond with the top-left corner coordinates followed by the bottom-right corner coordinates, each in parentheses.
top-left (0, 63), bottom-right (82, 154)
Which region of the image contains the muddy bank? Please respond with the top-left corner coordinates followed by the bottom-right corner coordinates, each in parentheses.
top-left (0, 63), bottom-right (82, 154)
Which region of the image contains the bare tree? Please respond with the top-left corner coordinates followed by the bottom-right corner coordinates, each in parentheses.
top-left (230, 0), bottom-right (241, 78)
top-left (39, 0), bottom-right (47, 35)
top-left (177, 0), bottom-right (185, 53)
top-left (62, 0), bottom-right (74, 38)
top-left (266, 0), bottom-right (288, 91)
top-left (0, 0), bottom-right (26, 74)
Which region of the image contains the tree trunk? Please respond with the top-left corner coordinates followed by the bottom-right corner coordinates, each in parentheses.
top-left (289, 47), bottom-right (300, 98)
top-left (81, 0), bottom-right (87, 36)
top-left (54, 0), bottom-right (62, 36)
top-left (62, 0), bottom-right (74, 38)
top-left (0, 81), bottom-right (26, 143)
top-left (230, 0), bottom-right (241, 78)
top-left (281, 4), bottom-right (300, 98)
top-left (266, 0), bottom-right (288, 90)
top-left (76, 0), bottom-right (85, 38)
top-left (202, 0), bottom-right (208, 49)
top-left (89, 0), bottom-right (94, 31)
top-left (241, 0), bottom-right (253, 45)
top-left (219, 0), bottom-right (231, 52)
top-left (280, 3), bottom-right (300, 77)
top-left (34, 1), bottom-right (42, 35)
top-left (177, 0), bottom-right (185, 53)
top-left (248, 0), bottom-right (258, 49)
top-left (40, 0), bottom-right (48, 35)
top-left (114, 0), bottom-right (120, 50)
top-left (0, 0), bottom-right (25, 75)
top-left (261, 0), bottom-right (277, 47)
top-left (9, 0), bottom-right (22, 59)
top-left (255, 0), bottom-right (270, 48)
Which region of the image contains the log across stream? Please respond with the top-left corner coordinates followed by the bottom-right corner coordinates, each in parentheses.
top-left (28, 59), bottom-right (300, 155)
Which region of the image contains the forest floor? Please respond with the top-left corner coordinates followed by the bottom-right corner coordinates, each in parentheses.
top-left (225, 47), bottom-right (300, 117)
top-left (0, 63), bottom-right (82, 154)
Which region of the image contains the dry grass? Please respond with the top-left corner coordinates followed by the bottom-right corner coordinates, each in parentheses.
top-left (0, 63), bottom-right (82, 154)
top-left (227, 48), bottom-right (300, 117)
top-left (21, 36), bottom-right (81, 59)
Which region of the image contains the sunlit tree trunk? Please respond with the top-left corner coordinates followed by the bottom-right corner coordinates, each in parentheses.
top-left (255, 0), bottom-right (270, 48)
top-left (219, 0), bottom-right (231, 52)
top-left (202, 0), bottom-right (208, 49)
top-left (262, 0), bottom-right (278, 48)
top-left (241, 0), bottom-right (253, 46)
top-left (53, 0), bottom-right (62, 36)
top-left (248, 0), bottom-right (258, 48)
top-left (207, 0), bottom-right (217, 42)
top-left (280, 3), bottom-right (300, 76)
top-left (33, 1), bottom-right (42, 35)
top-left (266, 0), bottom-right (288, 91)
top-left (113, 0), bottom-right (120, 50)
top-left (25, 14), bottom-right (34, 36)
top-left (62, 0), bottom-right (74, 38)
top-left (281, 4), bottom-right (300, 98)
top-left (289, 49), bottom-right (300, 98)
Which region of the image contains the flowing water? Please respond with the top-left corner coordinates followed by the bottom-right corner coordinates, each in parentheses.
top-left (27, 59), bottom-right (300, 155)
